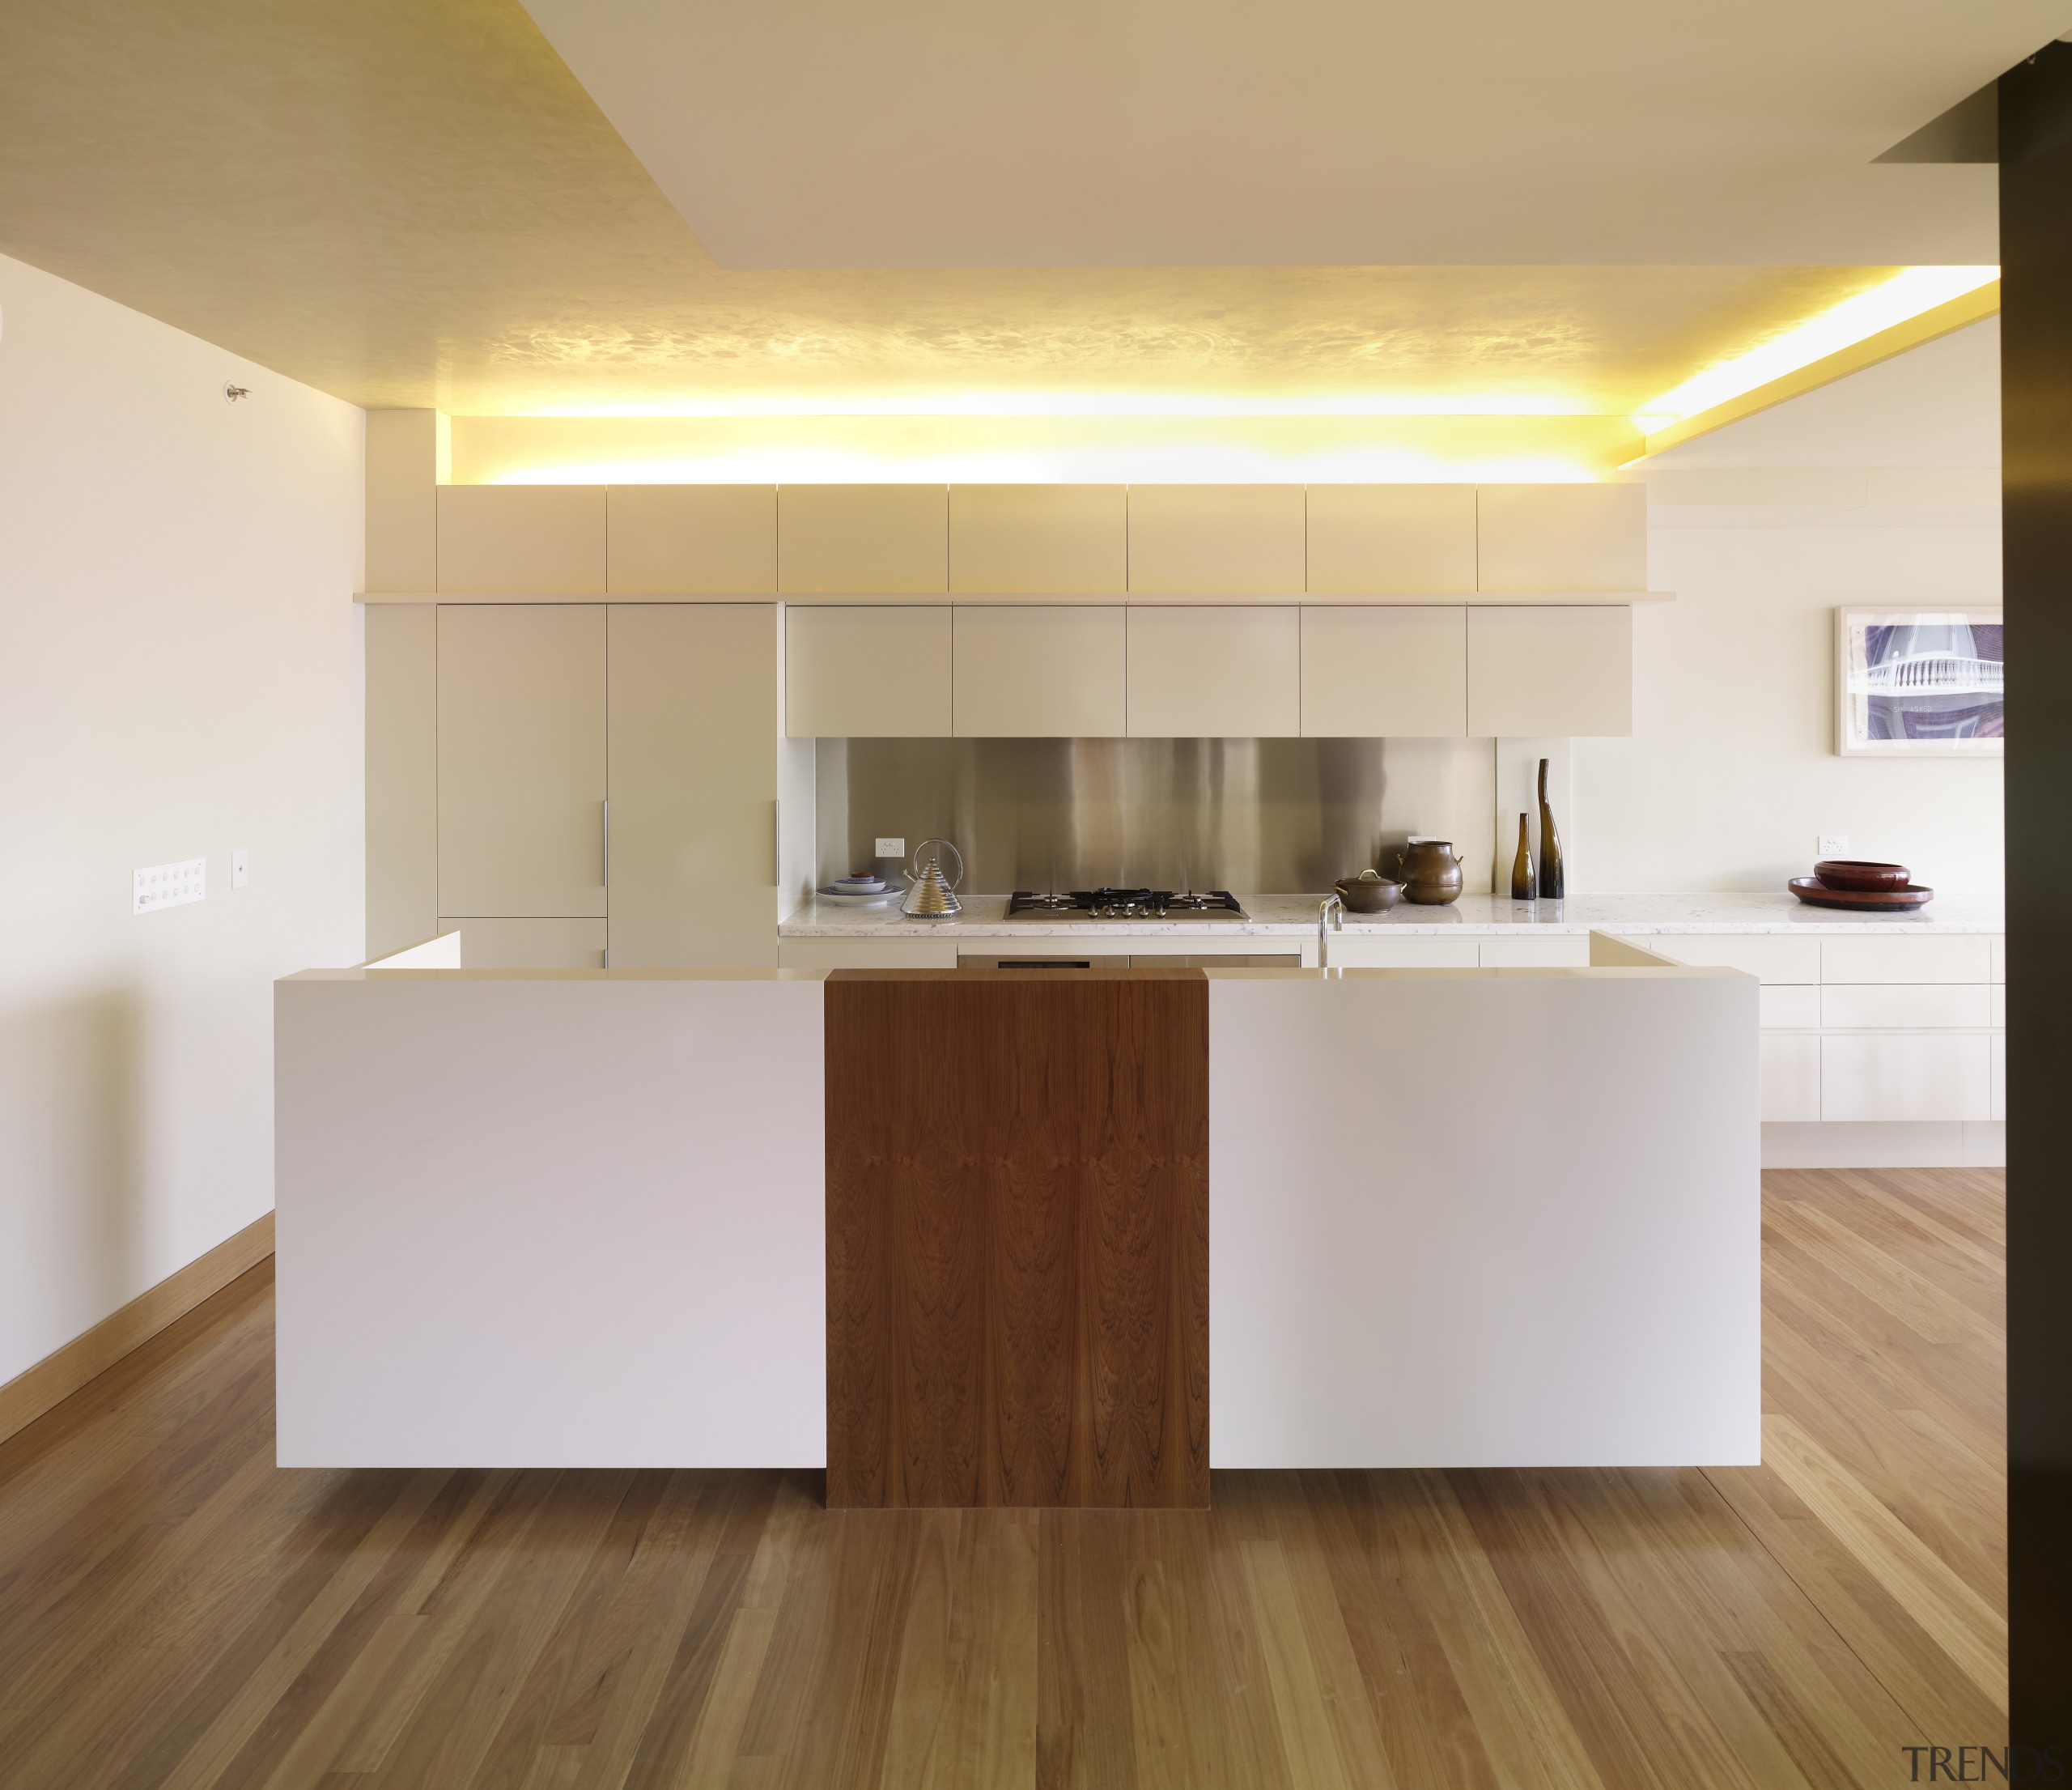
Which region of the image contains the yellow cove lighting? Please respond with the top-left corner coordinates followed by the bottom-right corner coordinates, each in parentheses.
top-left (1636, 265), bottom-right (1998, 425)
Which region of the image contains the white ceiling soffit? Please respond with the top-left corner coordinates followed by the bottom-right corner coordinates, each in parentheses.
top-left (520, 0), bottom-right (2065, 270)
top-left (1645, 318), bottom-right (2002, 468)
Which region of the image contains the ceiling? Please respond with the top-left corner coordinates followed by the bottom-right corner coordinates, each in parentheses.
top-left (521, 0), bottom-right (2057, 270)
top-left (0, 1), bottom-right (2057, 422)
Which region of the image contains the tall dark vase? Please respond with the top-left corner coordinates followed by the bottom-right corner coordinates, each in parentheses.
top-left (1510, 813), bottom-right (1535, 900)
top-left (1537, 759), bottom-right (1565, 899)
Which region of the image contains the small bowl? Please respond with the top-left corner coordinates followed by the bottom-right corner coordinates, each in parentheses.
top-left (1815, 859), bottom-right (1910, 893)
top-left (1334, 875), bottom-right (1403, 914)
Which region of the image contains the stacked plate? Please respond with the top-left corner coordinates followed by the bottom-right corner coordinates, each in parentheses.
top-left (1788, 860), bottom-right (1934, 911)
top-left (816, 874), bottom-right (903, 908)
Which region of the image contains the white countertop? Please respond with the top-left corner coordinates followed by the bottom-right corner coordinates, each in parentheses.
top-left (779, 889), bottom-right (2005, 938)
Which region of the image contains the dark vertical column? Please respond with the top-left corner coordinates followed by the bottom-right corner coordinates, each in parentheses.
top-left (1999, 45), bottom-right (2072, 1747)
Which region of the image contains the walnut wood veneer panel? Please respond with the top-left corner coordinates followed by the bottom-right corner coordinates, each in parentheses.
top-left (826, 969), bottom-right (1209, 1508)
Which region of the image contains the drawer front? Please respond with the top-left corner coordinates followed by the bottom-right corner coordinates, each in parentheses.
top-left (1819, 984), bottom-right (1993, 1030)
top-left (1760, 1034), bottom-right (1821, 1122)
top-left (778, 937), bottom-right (960, 969)
top-left (1642, 936), bottom-right (1820, 984)
top-left (1819, 935), bottom-right (1993, 985)
top-left (1992, 936), bottom-right (2006, 984)
top-left (1329, 937), bottom-right (1481, 969)
top-left (1992, 984), bottom-right (2006, 1028)
top-left (1819, 1033), bottom-right (1992, 1123)
top-left (1993, 1034), bottom-right (2007, 1121)
top-left (1759, 985), bottom-right (1820, 1030)
top-left (1479, 937), bottom-right (1591, 968)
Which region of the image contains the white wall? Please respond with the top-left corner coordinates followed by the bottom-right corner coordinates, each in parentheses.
top-left (1580, 321), bottom-right (2002, 894)
top-left (0, 253), bottom-right (365, 1388)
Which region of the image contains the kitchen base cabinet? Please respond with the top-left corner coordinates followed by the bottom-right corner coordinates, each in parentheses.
top-left (1479, 936), bottom-right (1590, 968)
top-left (1323, 937), bottom-right (1480, 969)
top-left (438, 917), bottom-right (609, 969)
top-left (777, 936), bottom-right (961, 970)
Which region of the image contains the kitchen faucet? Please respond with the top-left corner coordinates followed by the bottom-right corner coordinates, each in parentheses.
top-left (1318, 893), bottom-right (1343, 971)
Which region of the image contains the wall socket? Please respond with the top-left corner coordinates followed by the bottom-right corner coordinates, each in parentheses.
top-left (1817, 835), bottom-right (1849, 858)
top-left (231, 848), bottom-right (251, 888)
top-left (135, 857), bottom-right (206, 914)
top-left (875, 837), bottom-right (905, 857)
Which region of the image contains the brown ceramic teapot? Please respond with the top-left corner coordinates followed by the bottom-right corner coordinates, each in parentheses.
top-left (1397, 839), bottom-right (1465, 905)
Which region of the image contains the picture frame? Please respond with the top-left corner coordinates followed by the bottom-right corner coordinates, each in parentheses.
top-left (1835, 606), bottom-right (2003, 757)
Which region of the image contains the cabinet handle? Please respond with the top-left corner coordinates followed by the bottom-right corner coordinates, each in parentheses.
top-left (602, 799), bottom-right (610, 888)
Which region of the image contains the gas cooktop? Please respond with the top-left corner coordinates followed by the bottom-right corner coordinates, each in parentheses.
top-left (1004, 888), bottom-right (1247, 921)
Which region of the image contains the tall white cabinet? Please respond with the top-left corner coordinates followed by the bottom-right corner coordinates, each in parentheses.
top-left (373, 602), bottom-right (783, 968)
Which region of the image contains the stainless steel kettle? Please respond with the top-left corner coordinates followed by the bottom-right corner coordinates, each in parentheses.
top-left (901, 838), bottom-right (965, 919)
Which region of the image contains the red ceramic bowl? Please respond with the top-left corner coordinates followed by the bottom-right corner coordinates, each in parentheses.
top-left (1815, 859), bottom-right (1911, 892)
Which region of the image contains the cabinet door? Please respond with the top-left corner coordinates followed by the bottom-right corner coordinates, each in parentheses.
top-left (1127, 606), bottom-right (1300, 737)
top-left (1760, 1035), bottom-right (1821, 1121)
top-left (609, 606), bottom-right (779, 968)
top-left (436, 606), bottom-right (607, 917)
top-left (608, 487), bottom-right (775, 593)
top-left (1300, 607), bottom-right (1466, 736)
top-left (436, 487), bottom-right (606, 593)
top-left (1326, 938), bottom-right (1480, 968)
top-left (1644, 935), bottom-right (1820, 984)
top-left (778, 486), bottom-right (946, 592)
top-left (1475, 484), bottom-right (1646, 592)
top-left (953, 606), bottom-right (1125, 736)
top-left (1467, 606), bottom-right (1633, 737)
top-left (1819, 984), bottom-right (1993, 1029)
top-left (949, 486), bottom-right (1127, 593)
top-left (1819, 936), bottom-right (1993, 984)
top-left (1127, 487), bottom-right (1306, 593)
top-left (778, 937), bottom-right (960, 969)
top-left (1820, 1034), bottom-right (1992, 1121)
top-left (1306, 486), bottom-right (1476, 592)
top-left (784, 606), bottom-right (952, 738)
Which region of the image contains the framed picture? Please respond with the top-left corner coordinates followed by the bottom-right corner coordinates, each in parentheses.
top-left (1835, 607), bottom-right (2003, 757)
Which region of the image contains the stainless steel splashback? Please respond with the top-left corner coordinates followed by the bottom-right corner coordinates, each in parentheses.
top-left (817, 737), bottom-right (1494, 894)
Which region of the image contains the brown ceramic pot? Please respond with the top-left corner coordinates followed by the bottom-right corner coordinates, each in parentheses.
top-left (1398, 840), bottom-right (1465, 905)
top-left (1334, 873), bottom-right (1403, 913)
top-left (1814, 859), bottom-right (1910, 892)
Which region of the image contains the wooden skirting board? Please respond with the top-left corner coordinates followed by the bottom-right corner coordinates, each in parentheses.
top-left (0, 1212), bottom-right (275, 1446)
top-left (826, 968), bottom-right (1211, 1507)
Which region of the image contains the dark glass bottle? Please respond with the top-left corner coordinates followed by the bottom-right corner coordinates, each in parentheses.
top-left (1537, 758), bottom-right (1565, 899)
top-left (1510, 813), bottom-right (1535, 900)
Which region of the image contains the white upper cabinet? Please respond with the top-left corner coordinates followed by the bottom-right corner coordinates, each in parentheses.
top-left (1300, 607), bottom-right (1467, 736)
top-left (785, 606), bottom-right (952, 737)
top-left (1127, 607), bottom-right (1301, 736)
top-left (1127, 486), bottom-right (1306, 593)
top-left (778, 485), bottom-right (947, 592)
top-left (1467, 606), bottom-right (1633, 736)
top-left (436, 487), bottom-right (607, 593)
top-left (953, 606), bottom-right (1126, 737)
top-left (1306, 486), bottom-right (1477, 593)
top-left (949, 486), bottom-right (1127, 593)
top-left (1475, 484), bottom-right (1646, 592)
top-left (608, 487), bottom-right (775, 593)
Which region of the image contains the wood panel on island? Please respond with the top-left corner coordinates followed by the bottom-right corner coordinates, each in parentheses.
top-left (824, 968), bottom-right (1211, 1508)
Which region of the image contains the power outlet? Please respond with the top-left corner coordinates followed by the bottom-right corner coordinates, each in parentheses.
top-left (875, 837), bottom-right (905, 858)
top-left (135, 857), bottom-right (206, 914)
top-left (231, 848), bottom-right (251, 888)
top-left (1817, 835), bottom-right (1849, 859)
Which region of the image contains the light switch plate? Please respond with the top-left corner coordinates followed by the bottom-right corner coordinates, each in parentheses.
top-left (875, 837), bottom-right (905, 857)
top-left (135, 857), bottom-right (206, 914)
top-left (1817, 835), bottom-right (1849, 858)
top-left (231, 848), bottom-right (250, 888)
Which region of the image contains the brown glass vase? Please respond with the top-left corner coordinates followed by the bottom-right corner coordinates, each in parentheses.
top-left (1511, 813), bottom-right (1535, 900)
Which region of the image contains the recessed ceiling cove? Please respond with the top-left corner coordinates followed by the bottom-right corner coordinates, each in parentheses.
top-left (520, 0), bottom-right (2056, 270)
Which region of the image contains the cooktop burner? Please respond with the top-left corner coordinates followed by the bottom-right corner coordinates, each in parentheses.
top-left (1006, 889), bottom-right (1246, 921)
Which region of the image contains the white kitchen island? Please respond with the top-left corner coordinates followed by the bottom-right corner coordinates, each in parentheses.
top-left (275, 941), bottom-right (1757, 1471)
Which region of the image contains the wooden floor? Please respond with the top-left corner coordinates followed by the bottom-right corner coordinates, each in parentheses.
top-left (0, 1167), bottom-right (2005, 1789)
